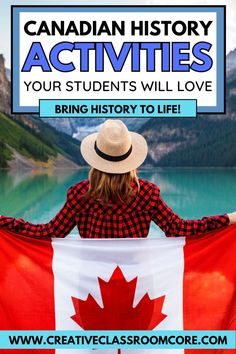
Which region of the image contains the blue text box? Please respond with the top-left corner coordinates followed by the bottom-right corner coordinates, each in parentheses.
top-left (40, 99), bottom-right (197, 118)
top-left (0, 330), bottom-right (234, 349)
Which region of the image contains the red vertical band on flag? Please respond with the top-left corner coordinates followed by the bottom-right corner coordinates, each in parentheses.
top-left (183, 225), bottom-right (236, 354)
top-left (0, 229), bottom-right (55, 354)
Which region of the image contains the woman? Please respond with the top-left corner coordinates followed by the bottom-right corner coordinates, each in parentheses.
top-left (0, 119), bottom-right (235, 238)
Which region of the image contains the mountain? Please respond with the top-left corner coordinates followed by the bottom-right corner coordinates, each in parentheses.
top-left (0, 109), bottom-right (84, 169)
top-left (0, 54), bottom-right (84, 169)
top-left (227, 67), bottom-right (236, 112)
top-left (227, 48), bottom-right (236, 74)
top-left (139, 63), bottom-right (236, 167)
top-left (43, 117), bottom-right (149, 140)
top-left (5, 68), bottom-right (10, 82)
top-left (139, 116), bottom-right (236, 167)
top-left (0, 55), bottom-right (10, 114)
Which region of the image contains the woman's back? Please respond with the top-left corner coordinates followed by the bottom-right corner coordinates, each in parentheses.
top-left (71, 178), bottom-right (156, 238)
top-left (67, 178), bottom-right (229, 239)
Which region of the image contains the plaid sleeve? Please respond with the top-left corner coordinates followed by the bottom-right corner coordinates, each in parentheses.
top-left (0, 186), bottom-right (76, 238)
top-left (151, 184), bottom-right (230, 237)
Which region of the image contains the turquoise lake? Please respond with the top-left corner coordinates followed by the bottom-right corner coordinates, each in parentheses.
top-left (0, 168), bottom-right (235, 237)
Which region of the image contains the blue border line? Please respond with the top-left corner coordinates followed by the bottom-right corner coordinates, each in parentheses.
top-left (11, 6), bottom-right (225, 13)
top-left (12, 8), bottom-right (20, 114)
top-left (11, 6), bottom-right (225, 114)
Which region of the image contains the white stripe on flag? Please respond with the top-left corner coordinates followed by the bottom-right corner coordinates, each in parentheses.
top-left (52, 237), bottom-right (185, 354)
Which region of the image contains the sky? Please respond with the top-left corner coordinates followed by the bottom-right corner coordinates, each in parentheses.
top-left (1, 0), bottom-right (235, 68)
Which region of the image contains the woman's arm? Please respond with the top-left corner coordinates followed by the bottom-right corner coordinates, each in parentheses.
top-left (151, 184), bottom-right (230, 237)
top-left (0, 186), bottom-right (76, 238)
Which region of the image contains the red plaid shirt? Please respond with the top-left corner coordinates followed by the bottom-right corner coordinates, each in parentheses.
top-left (0, 179), bottom-right (229, 238)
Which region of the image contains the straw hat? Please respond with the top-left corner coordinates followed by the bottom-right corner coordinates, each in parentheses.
top-left (80, 119), bottom-right (148, 173)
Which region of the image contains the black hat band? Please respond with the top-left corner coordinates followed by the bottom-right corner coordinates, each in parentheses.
top-left (94, 141), bottom-right (132, 162)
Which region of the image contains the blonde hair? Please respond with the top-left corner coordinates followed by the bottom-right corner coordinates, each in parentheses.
top-left (84, 168), bottom-right (140, 205)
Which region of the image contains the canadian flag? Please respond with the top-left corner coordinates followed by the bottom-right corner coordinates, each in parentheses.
top-left (0, 226), bottom-right (236, 354)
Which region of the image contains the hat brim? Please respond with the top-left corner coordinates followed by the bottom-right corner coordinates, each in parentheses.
top-left (80, 131), bottom-right (148, 174)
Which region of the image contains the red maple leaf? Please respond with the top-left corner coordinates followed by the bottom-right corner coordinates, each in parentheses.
top-left (71, 266), bottom-right (167, 330)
